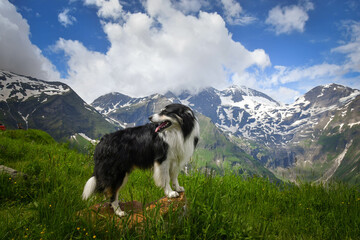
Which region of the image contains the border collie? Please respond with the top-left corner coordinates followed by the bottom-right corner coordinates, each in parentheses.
top-left (82, 103), bottom-right (200, 217)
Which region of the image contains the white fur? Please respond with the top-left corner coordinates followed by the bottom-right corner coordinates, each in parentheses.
top-left (82, 176), bottom-right (96, 200)
top-left (111, 173), bottom-right (129, 217)
top-left (152, 114), bottom-right (200, 198)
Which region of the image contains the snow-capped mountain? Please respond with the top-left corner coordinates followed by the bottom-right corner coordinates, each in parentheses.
top-left (92, 92), bottom-right (177, 128)
top-left (0, 70), bottom-right (117, 140)
top-left (176, 84), bottom-right (360, 147)
top-left (177, 86), bottom-right (283, 145)
top-left (0, 70), bottom-right (71, 102)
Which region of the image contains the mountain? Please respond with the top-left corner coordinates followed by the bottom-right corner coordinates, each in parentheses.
top-left (92, 92), bottom-right (178, 128)
top-left (195, 114), bottom-right (278, 180)
top-left (92, 84), bottom-right (360, 184)
top-left (177, 86), bottom-right (284, 145)
top-left (177, 84), bottom-right (360, 147)
top-left (274, 93), bottom-right (360, 184)
top-left (183, 84), bottom-right (360, 184)
top-left (0, 70), bottom-right (117, 141)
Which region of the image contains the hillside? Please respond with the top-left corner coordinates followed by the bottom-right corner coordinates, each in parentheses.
top-left (1, 129), bottom-right (359, 239)
top-left (274, 95), bottom-right (360, 184)
top-left (195, 115), bottom-right (278, 180)
top-left (0, 70), bottom-right (117, 141)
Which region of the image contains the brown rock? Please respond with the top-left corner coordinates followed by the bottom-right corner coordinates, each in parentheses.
top-left (78, 192), bottom-right (186, 229)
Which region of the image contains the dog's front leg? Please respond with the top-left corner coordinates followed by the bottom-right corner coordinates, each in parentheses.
top-left (170, 163), bottom-right (184, 193)
top-left (154, 161), bottom-right (179, 198)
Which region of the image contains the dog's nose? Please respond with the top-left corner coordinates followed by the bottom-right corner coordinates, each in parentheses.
top-left (149, 116), bottom-right (153, 121)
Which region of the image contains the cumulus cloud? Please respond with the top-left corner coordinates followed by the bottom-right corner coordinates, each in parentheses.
top-left (264, 21), bottom-right (360, 92)
top-left (331, 20), bottom-right (360, 73)
top-left (0, 0), bottom-right (60, 80)
top-left (270, 63), bottom-right (344, 86)
top-left (58, 8), bottom-right (77, 27)
top-left (266, 0), bottom-right (314, 35)
top-left (220, 0), bottom-right (256, 25)
top-left (55, 0), bottom-right (270, 103)
top-left (263, 86), bottom-right (301, 104)
top-left (84, 0), bottom-right (124, 20)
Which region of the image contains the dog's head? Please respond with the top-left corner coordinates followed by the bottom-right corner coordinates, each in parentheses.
top-left (149, 103), bottom-right (196, 135)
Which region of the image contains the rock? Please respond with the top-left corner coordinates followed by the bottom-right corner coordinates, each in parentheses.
top-left (0, 165), bottom-right (28, 179)
top-left (78, 192), bottom-right (186, 229)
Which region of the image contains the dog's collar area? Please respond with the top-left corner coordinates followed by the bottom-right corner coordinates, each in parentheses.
top-left (155, 121), bottom-right (172, 133)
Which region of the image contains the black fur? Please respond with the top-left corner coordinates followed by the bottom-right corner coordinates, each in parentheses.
top-left (86, 103), bottom-right (199, 204)
top-left (93, 123), bottom-right (168, 193)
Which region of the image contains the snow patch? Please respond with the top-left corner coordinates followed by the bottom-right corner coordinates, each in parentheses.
top-left (71, 133), bottom-right (98, 144)
top-left (340, 90), bottom-right (360, 103)
top-left (349, 121), bottom-right (360, 128)
top-left (323, 116), bottom-right (334, 130)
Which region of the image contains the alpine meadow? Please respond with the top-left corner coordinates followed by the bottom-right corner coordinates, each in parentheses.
top-left (0, 130), bottom-right (359, 239)
top-left (1, 0), bottom-right (360, 238)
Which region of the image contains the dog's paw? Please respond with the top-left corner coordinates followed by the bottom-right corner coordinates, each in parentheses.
top-left (167, 191), bottom-right (180, 198)
top-left (114, 209), bottom-right (127, 217)
top-left (175, 186), bottom-right (185, 192)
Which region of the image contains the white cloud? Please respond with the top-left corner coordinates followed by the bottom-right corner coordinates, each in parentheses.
top-left (84, 0), bottom-right (124, 20)
top-left (220, 0), bottom-right (255, 25)
top-left (266, 1), bottom-right (314, 35)
top-left (263, 21), bottom-right (360, 92)
top-left (331, 21), bottom-right (360, 73)
top-left (58, 8), bottom-right (76, 27)
top-left (263, 87), bottom-right (301, 104)
top-left (270, 63), bottom-right (343, 85)
top-left (0, 0), bottom-right (60, 80)
top-left (55, 0), bottom-right (270, 103)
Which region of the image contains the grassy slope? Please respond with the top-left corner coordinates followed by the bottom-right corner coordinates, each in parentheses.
top-left (1, 130), bottom-right (359, 239)
top-left (195, 115), bottom-right (278, 181)
top-left (327, 126), bottom-right (360, 185)
top-left (272, 124), bottom-right (360, 185)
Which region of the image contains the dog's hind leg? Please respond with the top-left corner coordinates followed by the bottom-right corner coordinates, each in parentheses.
top-left (110, 173), bottom-right (129, 217)
top-left (154, 161), bottom-right (179, 198)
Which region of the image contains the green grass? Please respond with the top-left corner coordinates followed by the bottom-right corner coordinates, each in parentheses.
top-left (1, 129), bottom-right (359, 239)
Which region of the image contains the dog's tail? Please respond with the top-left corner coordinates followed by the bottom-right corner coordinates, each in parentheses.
top-left (82, 176), bottom-right (97, 200)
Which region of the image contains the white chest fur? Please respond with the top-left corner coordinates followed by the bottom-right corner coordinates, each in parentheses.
top-left (160, 120), bottom-right (199, 167)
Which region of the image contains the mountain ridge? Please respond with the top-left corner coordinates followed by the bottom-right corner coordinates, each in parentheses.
top-left (0, 70), bottom-right (117, 141)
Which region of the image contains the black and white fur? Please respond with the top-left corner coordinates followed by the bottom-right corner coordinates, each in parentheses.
top-left (82, 103), bottom-right (200, 217)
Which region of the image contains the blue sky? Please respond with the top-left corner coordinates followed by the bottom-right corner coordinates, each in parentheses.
top-left (1, 0), bottom-right (359, 104)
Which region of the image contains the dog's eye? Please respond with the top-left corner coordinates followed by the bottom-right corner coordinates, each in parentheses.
top-left (160, 108), bottom-right (168, 115)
